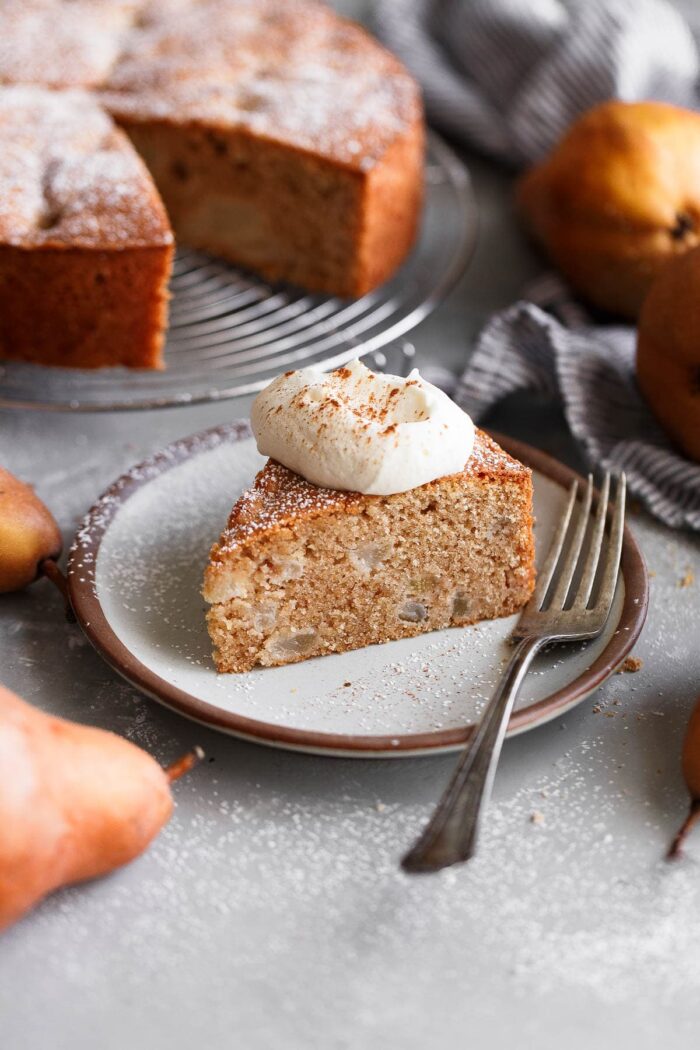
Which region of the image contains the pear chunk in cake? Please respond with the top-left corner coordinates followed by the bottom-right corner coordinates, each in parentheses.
top-left (202, 362), bottom-right (535, 672)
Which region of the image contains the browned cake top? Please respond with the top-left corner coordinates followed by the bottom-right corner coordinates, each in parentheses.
top-left (212, 429), bottom-right (529, 557)
top-left (0, 85), bottom-right (173, 249)
top-left (0, 1), bottom-right (138, 90)
top-left (0, 0), bottom-right (422, 172)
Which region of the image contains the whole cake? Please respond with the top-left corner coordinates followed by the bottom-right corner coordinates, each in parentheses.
top-left (203, 362), bottom-right (536, 672)
top-left (0, 0), bottom-right (424, 369)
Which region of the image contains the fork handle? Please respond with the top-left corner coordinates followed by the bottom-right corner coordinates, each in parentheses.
top-left (402, 636), bottom-right (542, 874)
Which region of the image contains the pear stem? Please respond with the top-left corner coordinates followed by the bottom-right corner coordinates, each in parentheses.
top-left (166, 745), bottom-right (205, 783)
top-left (40, 559), bottom-right (76, 623)
top-left (667, 798), bottom-right (700, 860)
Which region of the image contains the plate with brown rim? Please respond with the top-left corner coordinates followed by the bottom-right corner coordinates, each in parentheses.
top-left (68, 423), bottom-right (648, 758)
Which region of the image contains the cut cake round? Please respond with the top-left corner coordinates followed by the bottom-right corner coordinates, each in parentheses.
top-left (0, 0), bottom-right (425, 368)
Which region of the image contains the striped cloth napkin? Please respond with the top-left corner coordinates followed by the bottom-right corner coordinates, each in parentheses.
top-left (376, 0), bottom-right (700, 529)
top-left (453, 276), bottom-right (700, 531)
top-left (375, 0), bottom-right (699, 164)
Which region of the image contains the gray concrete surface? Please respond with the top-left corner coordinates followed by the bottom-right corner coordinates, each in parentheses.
top-left (2, 9), bottom-right (700, 1046)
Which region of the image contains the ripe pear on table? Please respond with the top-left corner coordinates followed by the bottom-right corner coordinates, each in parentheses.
top-left (0, 683), bottom-right (202, 931)
top-left (517, 100), bottom-right (700, 319)
top-left (0, 467), bottom-right (62, 592)
top-left (669, 695), bottom-right (700, 859)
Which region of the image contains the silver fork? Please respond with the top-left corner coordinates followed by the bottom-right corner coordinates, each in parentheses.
top-left (402, 471), bottom-right (626, 875)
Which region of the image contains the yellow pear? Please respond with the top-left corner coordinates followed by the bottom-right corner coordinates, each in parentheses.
top-left (517, 100), bottom-right (700, 319)
top-left (636, 245), bottom-right (700, 464)
top-left (0, 683), bottom-right (202, 930)
top-left (668, 695), bottom-right (700, 859)
top-left (0, 467), bottom-right (62, 592)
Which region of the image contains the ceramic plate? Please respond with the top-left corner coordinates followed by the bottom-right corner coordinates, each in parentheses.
top-left (68, 424), bottom-right (648, 757)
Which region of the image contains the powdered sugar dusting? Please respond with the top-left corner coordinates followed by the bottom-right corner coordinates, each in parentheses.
top-left (0, 85), bottom-right (172, 247)
top-left (215, 459), bottom-right (363, 552)
top-left (0, 0), bottom-right (421, 171)
top-left (0, 0), bottom-right (137, 89)
top-left (103, 0), bottom-right (420, 168)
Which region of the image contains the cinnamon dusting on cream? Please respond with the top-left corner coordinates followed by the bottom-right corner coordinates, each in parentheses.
top-left (250, 359), bottom-right (476, 496)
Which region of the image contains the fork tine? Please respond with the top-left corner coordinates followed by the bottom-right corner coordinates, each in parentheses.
top-left (549, 475), bottom-right (593, 609)
top-left (594, 473), bottom-right (626, 613)
top-left (573, 473), bottom-right (610, 610)
top-left (529, 480), bottom-right (578, 611)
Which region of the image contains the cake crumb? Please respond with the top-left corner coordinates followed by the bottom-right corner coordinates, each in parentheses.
top-left (530, 810), bottom-right (545, 825)
top-left (679, 570), bottom-right (695, 588)
top-left (617, 656), bottom-right (643, 674)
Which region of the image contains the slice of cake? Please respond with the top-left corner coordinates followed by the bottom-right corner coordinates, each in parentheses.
top-left (203, 362), bottom-right (536, 672)
top-left (0, 86), bottom-right (173, 368)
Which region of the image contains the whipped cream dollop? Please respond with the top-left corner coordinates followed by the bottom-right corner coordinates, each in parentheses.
top-left (250, 359), bottom-right (475, 495)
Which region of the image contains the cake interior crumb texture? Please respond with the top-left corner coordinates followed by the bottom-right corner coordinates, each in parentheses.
top-left (203, 431), bottom-right (536, 673)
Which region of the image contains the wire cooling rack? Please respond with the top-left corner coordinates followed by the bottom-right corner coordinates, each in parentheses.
top-left (0, 133), bottom-right (476, 412)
